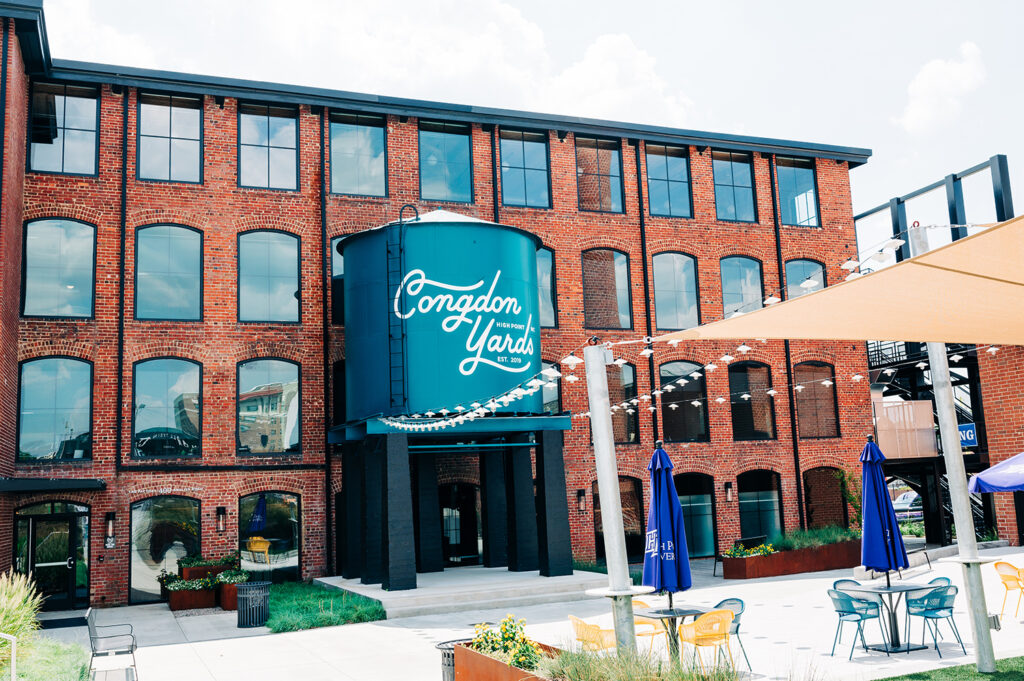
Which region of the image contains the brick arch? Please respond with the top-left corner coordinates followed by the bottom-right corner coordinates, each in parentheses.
top-left (120, 485), bottom-right (207, 505)
top-left (234, 215), bottom-right (307, 237)
top-left (129, 210), bottom-right (213, 233)
top-left (237, 342), bottom-right (306, 364)
top-left (708, 245), bottom-right (774, 265)
top-left (18, 340), bottom-right (96, 362)
top-left (236, 476), bottom-right (312, 498)
top-left (12, 494), bottom-right (93, 512)
top-left (791, 350), bottom-right (839, 366)
top-left (23, 206), bottom-right (105, 226)
top-left (124, 340), bottom-right (214, 365)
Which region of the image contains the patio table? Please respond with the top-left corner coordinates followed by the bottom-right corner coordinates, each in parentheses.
top-left (840, 582), bottom-right (936, 653)
top-left (634, 605), bottom-right (709, 661)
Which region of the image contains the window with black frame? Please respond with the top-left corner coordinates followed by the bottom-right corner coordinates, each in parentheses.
top-left (239, 491), bottom-right (300, 582)
top-left (737, 470), bottom-right (782, 539)
top-left (712, 150), bottom-right (755, 222)
top-left (419, 121), bottom-right (472, 202)
top-left (331, 237), bottom-right (344, 325)
top-left (541, 361), bottom-right (561, 414)
top-left (237, 359), bottom-right (300, 455)
top-left (785, 259), bottom-right (825, 300)
top-left (729, 362), bottom-right (776, 441)
top-left (135, 225), bottom-right (202, 320)
top-left (777, 157), bottom-right (819, 227)
top-left (537, 247), bottom-right (556, 328)
top-left (575, 137), bottom-right (623, 212)
top-left (646, 144), bottom-right (691, 218)
top-left (794, 361), bottom-right (839, 438)
top-left (659, 361), bottom-right (708, 442)
top-left (17, 357), bottom-right (92, 462)
top-left (129, 496), bottom-right (200, 603)
top-left (138, 94), bottom-right (202, 183)
top-left (582, 249), bottom-right (631, 329)
top-left (675, 473), bottom-right (716, 557)
top-left (238, 104), bottom-right (298, 190)
top-left (720, 256), bottom-right (763, 318)
top-left (500, 130), bottom-right (549, 208)
top-left (29, 83), bottom-right (98, 175)
top-left (608, 363), bottom-right (638, 444)
top-left (22, 219), bottom-right (95, 318)
top-left (653, 252), bottom-right (699, 330)
top-left (330, 112), bottom-right (386, 196)
top-left (133, 358), bottom-right (201, 458)
top-left (238, 231), bottom-right (299, 323)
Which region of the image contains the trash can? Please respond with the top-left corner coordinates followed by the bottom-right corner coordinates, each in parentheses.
top-left (435, 639), bottom-right (471, 681)
top-left (236, 581), bottom-right (271, 628)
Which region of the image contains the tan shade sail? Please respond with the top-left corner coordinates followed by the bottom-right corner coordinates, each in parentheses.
top-left (656, 214), bottom-right (1024, 346)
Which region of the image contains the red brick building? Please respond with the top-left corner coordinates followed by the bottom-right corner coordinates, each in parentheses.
top-left (0, 2), bottom-right (879, 608)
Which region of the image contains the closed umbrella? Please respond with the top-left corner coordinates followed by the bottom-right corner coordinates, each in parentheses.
top-left (968, 451), bottom-right (1024, 493)
top-left (860, 437), bottom-right (909, 587)
top-left (642, 442), bottom-right (691, 607)
top-left (248, 493), bottom-right (268, 534)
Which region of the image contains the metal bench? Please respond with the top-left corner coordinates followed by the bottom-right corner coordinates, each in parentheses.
top-left (713, 535), bottom-right (768, 576)
top-left (86, 608), bottom-right (137, 678)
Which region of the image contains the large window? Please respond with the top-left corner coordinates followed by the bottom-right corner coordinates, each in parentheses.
top-left (237, 359), bottom-right (300, 455)
top-left (795, 361), bottom-right (839, 439)
top-left (575, 138), bottom-right (623, 212)
top-left (653, 252), bottom-right (699, 330)
top-left (737, 470), bottom-right (783, 539)
top-left (331, 236), bottom-right (344, 325)
top-left (729, 361), bottom-right (776, 441)
top-left (137, 94), bottom-right (202, 183)
top-left (675, 473), bottom-right (716, 557)
top-left (29, 83), bottom-right (98, 175)
top-left (238, 231), bottom-right (300, 323)
top-left (541, 360), bottom-right (561, 414)
top-left (22, 219), bottom-right (95, 318)
top-left (720, 256), bottom-right (763, 318)
top-left (135, 225), bottom-right (202, 320)
top-left (582, 249), bottom-right (631, 329)
top-left (646, 144), bottom-right (691, 218)
top-left (238, 104), bottom-right (298, 190)
top-left (500, 130), bottom-right (549, 208)
top-left (537, 247), bottom-right (556, 328)
top-left (130, 496), bottom-right (200, 603)
top-left (659, 361), bottom-right (709, 443)
top-left (777, 157), bottom-right (819, 227)
top-left (239, 491), bottom-right (300, 582)
top-left (784, 259), bottom-right (825, 300)
top-left (17, 357), bottom-right (92, 462)
top-left (330, 112), bottom-right (386, 196)
top-left (419, 121), bottom-right (472, 202)
top-left (593, 476), bottom-right (645, 562)
top-left (609, 363), bottom-right (638, 444)
top-left (712, 150), bottom-right (755, 222)
top-left (133, 358), bottom-right (201, 458)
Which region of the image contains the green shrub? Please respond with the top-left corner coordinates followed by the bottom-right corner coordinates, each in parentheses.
top-left (538, 647), bottom-right (738, 680)
top-left (217, 569), bottom-right (250, 585)
top-left (899, 521), bottom-right (925, 538)
top-left (265, 582), bottom-right (385, 633)
top-left (471, 615), bottom-right (542, 671)
top-left (769, 525), bottom-right (860, 552)
top-left (165, 577), bottom-right (215, 591)
top-left (0, 571), bottom-right (43, 665)
top-left (0, 635), bottom-right (88, 681)
top-left (178, 552), bottom-right (238, 569)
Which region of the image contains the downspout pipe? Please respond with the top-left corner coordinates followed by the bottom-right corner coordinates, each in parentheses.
top-left (488, 124), bottom-right (499, 223)
top-left (632, 140), bottom-right (658, 440)
top-left (767, 154), bottom-right (805, 530)
top-left (319, 107), bottom-right (333, 573)
top-left (115, 87), bottom-right (129, 470)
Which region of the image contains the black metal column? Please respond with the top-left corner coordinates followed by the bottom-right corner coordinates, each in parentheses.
top-left (990, 154), bottom-right (1015, 221)
top-left (382, 433), bottom-right (417, 590)
top-left (535, 430), bottom-right (572, 576)
top-left (340, 445), bottom-right (364, 579)
top-left (413, 453), bottom-right (444, 573)
top-left (361, 439), bottom-right (384, 585)
top-left (479, 448), bottom-right (508, 567)
top-left (506, 438), bottom-right (539, 572)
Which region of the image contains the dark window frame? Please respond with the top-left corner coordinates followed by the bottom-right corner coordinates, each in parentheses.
top-left (659, 360), bottom-right (710, 443)
top-left (133, 224), bottom-right (204, 322)
top-left (581, 247), bottom-right (633, 331)
top-left (652, 251), bottom-right (701, 331)
top-left (728, 360), bottom-right (777, 442)
top-left (417, 120), bottom-right (474, 204)
top-left (328, 111), bottom-right (388, 198)
top-left (537, 246), bottom-right (558, 329)
top-left (719, 255), bottom-right (765, 319)
top-left (611, 361), bottom-right (639, 446)
top-left (574, 136), bottom-right (625, 214)
top-left (498, 127), bottom-right (552, 210)
top-left (776, 156), bottom-right (821, 228)
top-left (645, 143), bottom-right (693, 219)
top-left (711, 149), bottom-right (758, 223)
top-left (784, 257), bottom-right (826, 300)
top-left (794, 361), bottom-right (841, 440)
top-left (15, 355), bottom-right (94, 466)
top-left (737, 468), bottom-right (785, 537)
top-left (235, 357), bottom-right (302, 457)
top-left (330, 236), bottom-right (343, 326)
top-left (238, 489), bottom-right (302, 580)
top-left (130, 357), bottom-right (203, 460)
top-left (236, 229), bottom-right (302, 325)
top-left (674, 472), bottom-right (718, 558)
top-left (128, 495), bottom-right (201, 604)
top-left (236, 102), bottom-right (300, 192)
top-left (21, 218), bottom-right (98, 320)
top-left (27, 81), bottom-right (101, 177)
top-left (135, 92), bottom-right (204, 185)
top-left (540, 360), bottom-right (562, 415)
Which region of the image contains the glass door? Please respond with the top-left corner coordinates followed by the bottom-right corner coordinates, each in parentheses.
top-left (31, 517), bottom-right (75, 610)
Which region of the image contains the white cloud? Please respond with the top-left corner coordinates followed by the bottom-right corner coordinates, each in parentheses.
top-left (894, 41), bottom-right (985, 135)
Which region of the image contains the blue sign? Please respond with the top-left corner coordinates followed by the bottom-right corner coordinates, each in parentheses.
top-left (958, 423), bottom-right (978, 447)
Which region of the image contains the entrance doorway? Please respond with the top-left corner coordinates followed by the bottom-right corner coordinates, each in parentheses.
top-left (14, 502), bottom-right (89, 610)
top-left (439, 483), bottom-right (481, 566)
top-left (675, 473), bottom-right (717, 558)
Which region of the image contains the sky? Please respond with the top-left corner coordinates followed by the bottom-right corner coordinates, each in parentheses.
top-left (41, 0), bottom-right (1023, 236)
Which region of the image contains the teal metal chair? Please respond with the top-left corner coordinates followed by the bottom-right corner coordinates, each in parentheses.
top-left (905, 585), bottom-right (966, 658)
top-left (714, 597), bottom-right (751, 671)
top-left (827, 589), bottom-right (890, 660)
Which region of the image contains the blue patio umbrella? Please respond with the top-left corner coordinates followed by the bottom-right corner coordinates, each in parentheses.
top-left (860, 436), bottom-right (909, 586)
top-left (642, 442), bottom-right (692, 607)
top-left (248, 493), bottom-right (268, 534)
top-left (968, 451), bottom-right (1024, 493)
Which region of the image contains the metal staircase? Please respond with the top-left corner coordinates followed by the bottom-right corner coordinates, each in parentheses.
top-left (385, 223), bottom-right (408, 414)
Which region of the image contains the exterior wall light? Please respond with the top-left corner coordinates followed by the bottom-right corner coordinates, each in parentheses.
top-left (724, 482), bottom-right (734, 503)
top-left (105, 512), bottom-right (116, 544)
top-left (216, 506), bottom-right (227, 533)
top-left (576, 489), bottom-right (587, 513)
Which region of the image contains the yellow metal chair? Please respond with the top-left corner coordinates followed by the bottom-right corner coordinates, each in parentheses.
top-left (632, 599), bottom-right (667, 653)
top-left (678, 609), bottom-right (735, 673)
top-left (247, 536), bottom-right (271, 565)
top-left (994, 561), bottom-right (1023, 616)
top-left (568, 615), bottom-right (616, 652)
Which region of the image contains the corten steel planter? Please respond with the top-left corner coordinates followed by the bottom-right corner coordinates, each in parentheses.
top-left (168, 588), bottom-right (217, 611)
top-left (723, 540), bottom-right (861, 579)
top-left (218, 583), bottom-right (239, 611)
top-left (180, 564), bottom-right (230, 581)
top-left (454, 643), bottom-right (559, 681)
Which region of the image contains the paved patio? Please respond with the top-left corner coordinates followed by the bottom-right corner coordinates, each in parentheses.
top-left (43, 546), bottom-right (1024, 681)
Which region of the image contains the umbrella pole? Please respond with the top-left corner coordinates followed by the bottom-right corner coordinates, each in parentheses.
top-left (668, 592), bottom-right (673, 609)
top-left (885, 570), bottom-right (890, 589)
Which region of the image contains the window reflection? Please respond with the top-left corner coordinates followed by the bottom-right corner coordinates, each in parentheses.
top-left (785, 259), bottom-right (825, 300)
top-left (500, 130), bottom-right (549, 208)
top-left (777, 157), bottom-right (819, 227)
top-left (738, 470), bottom-right (782, 539)
top-left (608, 363), bottom-right (638, 444)
top-left (720, 256), bottom-right (763, 317)
top-left (536, 248), bottom-right (556, 328)
top-left (541, 361), bottom-right (561, 414)
top-left (712, 151), bottom-right (755, 222)
top-left (729, 362), bottom-right (776, 441)
top-left (582, 249), bottom-right (631, 329)
top-left (238, 231), bottom-right (299, 323)
top-left (576, 138), bottom-right (622, 212)
top-left (660, 361), bottom-right (708, 443)
top-left (138, 94), bottom-right (202, 183)
top-left (330, 113), bottom-right (386, 196)
top-left (239, 492), bottom-right (300, 582)
top-left (653, 252), bottom-right (699, 330)
top-left (795, 361), bottom-right (839, 438)
top-left (136, 225), bottom-right (202, 320)
top-left (23, 219), bottom-right (95, 318)
top-left (237, 360), bottom-right (300, 455)
top-left (331, 236), bottom-right (344, 325)
top-left (30, 83), bottom-right (98, 174)
top-left (419, 121), bottom-right (472, 202)
top-left (130, 496), bottom-right (200, 603)
top-left (646, 144), bottom-right (691, 218)
top-left (133, 358), bottom-right (201, 458)
top-left (239, 104), bottom-right (298, 190)
top-left (18, 358), bottom-right (92, 461)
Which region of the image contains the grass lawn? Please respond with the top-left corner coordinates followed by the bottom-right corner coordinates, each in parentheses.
top-left (0, 635), bottom-right (89, 681)
top-left (266, 581), bottom-right (386, 633)
top-left (879, 656), bottom-right (1024, 680)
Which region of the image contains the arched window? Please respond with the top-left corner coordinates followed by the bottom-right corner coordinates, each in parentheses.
top-left (593, 476), bottom-right (645, 562)
top-left (803, 466), bottom-right (848, 529)
top-left (239, 491), bottom-right (301, 581)
top-left (237, 359), bottom-right (301, 455)
top-left (582, 248), bottom-right (631, 329)
top-left (537, 247), bottom-right (557, 328)
top-left (541, 360), bottom-right (561, 414)
top-left (659, 361), bottom-right (708, 443)
top-left (135, 225), bottom-right (202, 320)
top-left (17, 357), bottom-right (92, 461)
top-left (653, 252), bottom-right (699, 330)
top-left (728, 361), bottom-right (776, 441)
top-left (608, 362), bottom-right (638, 444)
top-left (675, 473), bottom-right (716, 557)
top-left (129, 496), bottom-right (201, 603)
top-left (737, 470), bottom-right (783, 539)
top-left (720, 256), bottom-right (763, 318)
top-left (238, 231), bottom-right (300, 323)
top-left (794, 361), bottom-right (839, 439)
top-left (22, 219), bottom-right (95, 318)
top-left (784, 258), bottom-right (825, 300)
top-left (133, 358), bottom-right (201, 458)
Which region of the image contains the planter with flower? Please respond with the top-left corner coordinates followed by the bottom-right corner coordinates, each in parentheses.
top-left (216, 569), bottom-right (250, 611)
top-left (453, 615), bottom-right (556, 681)
top-left (722, 526), bottom-right (861, 579)
top-left (178, 552), bottom-right (239, 581)
top-left (157, 569), bottom-right (179, 601)
top-left (165, 577), bottom-right (217, 611)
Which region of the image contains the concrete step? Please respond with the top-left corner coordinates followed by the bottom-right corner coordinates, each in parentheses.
top-left (384, 589), bottom-right (604, 619)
